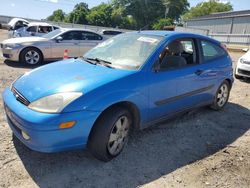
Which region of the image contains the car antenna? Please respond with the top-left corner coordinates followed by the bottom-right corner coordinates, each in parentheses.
top-left (139, 24), bottom-right (149, 33)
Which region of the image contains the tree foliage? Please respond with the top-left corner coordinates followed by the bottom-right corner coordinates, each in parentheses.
top-left (65, 2), bottom-right (89, 24)
top-left (111, 7), bottom-right (137, 29)
top-left (86, 3), bottom-right (113, 27)
top-left (46, 0), bottom-right (234, 30)
top-left (112, 0), bottom-right (165, 29)
top-left (182, 0), bottom-right (233, 21)
top-left (47, 9), bottom-right (65, 22)
top-left (163, 0), bottom-right (189, 21)
top-left (152, 18), bottom-right (174, 30)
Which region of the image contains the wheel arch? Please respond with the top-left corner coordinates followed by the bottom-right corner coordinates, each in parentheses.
top-left (225, 78), bottom-right (233, 89)
top-left (19, 46), bottom-right (44, 62)
top-left (89, 101), bottom-right (141, 139)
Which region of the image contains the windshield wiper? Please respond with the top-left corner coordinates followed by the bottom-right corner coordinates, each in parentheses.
top-left (79, 57), bottom-right (97, 65)
top-left (83, 57), bottom-right (113, 68)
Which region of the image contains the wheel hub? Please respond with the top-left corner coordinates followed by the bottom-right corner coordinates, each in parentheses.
top-left (25, 50), bottom-right (39, 64)
top-left (107, 116), bottom-right (129, 156)
top-left (217, 84), bottom-right (229, 107)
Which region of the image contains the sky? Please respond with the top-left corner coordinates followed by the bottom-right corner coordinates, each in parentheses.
top-left (0, 0), bottom-right (249, 20)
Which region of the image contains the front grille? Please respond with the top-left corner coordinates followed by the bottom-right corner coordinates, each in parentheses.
top-left (11, 87), bottom-right (30, 106)
top-left (238, 69), bottom-right (250, 76)
top-left (3, 54), bottom-right (10, 58)
top-left (242, 60), bottom-right (250, 65)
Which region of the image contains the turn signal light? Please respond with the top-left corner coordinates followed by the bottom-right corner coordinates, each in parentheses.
top-left (59, 121), bottom-right (76, 129)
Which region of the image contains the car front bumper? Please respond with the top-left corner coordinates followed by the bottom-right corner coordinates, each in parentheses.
top-left (236, 61), bottom-right (250, 78)
top-left (2, 88), bottom-right (100, 153)
top-left (1, 45), bottom-right (20, 61)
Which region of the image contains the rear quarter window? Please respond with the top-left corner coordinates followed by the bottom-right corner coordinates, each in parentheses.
top-left (201, 40), bottom-right (226, 62)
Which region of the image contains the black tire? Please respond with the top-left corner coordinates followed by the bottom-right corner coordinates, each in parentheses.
top-left (20, 47), bottom-right (43, 65)
top-left (88, 106), bottom-right (132, 162)
top-left (210, 80), bottom-right (230, 110)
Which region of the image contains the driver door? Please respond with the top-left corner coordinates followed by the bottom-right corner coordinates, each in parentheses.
top-left (51, 31), bottom-right (80, 59)
top-left (148, 38), bottom-right (208, 122)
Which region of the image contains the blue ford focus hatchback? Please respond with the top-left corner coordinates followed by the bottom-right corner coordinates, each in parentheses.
top-left (3, 31), bottom-right (233, 161)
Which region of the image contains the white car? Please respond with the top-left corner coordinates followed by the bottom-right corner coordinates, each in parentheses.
top-left (235, 49), bottom-right (250, 79)
top-left (0, 17), bottom-right (29, 30)
top-left (8, 22), bottom-right (60, 38)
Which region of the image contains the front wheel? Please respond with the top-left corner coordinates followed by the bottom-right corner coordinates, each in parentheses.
top-left (210, 81), bottom-right (230, 110)
top-left (20, 47), bottom-right (42, 65)
top-left (88, 107), bottom-right (132, 162)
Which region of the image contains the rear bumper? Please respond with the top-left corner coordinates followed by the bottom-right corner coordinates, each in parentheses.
top-left (2, 88), bottom-right (101, 153)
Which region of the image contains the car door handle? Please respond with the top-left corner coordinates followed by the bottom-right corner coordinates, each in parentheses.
top-left (195, 69), bottom-right (204, 76)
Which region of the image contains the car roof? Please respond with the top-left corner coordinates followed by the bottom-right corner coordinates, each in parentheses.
top-left (27, 22), bottom-right (53, 27)
top-left (8, 18), bottom-right (29, 26)
top-left (101, 29), bottom-right (123, 32)
top-left (131, 30), bottom-right (221, 44)
top-left (62, 28), bottom-right (100, 33)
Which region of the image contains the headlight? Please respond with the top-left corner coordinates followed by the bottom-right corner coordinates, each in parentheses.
top-left (28, 92), bottom-right (83, 113)
top-left (240, 58), bottom-right (245, 63)
top-left (240, 58), bottom-right (250, 64)
top-left (5, 43), bottom-right (21, 48)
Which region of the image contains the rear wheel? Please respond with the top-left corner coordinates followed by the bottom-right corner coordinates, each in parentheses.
top-left (88, 107), bottom-right (132, 162)
top-left (210, 80), bottom-right (230, 110)
top-left (20, 47), bottom-right (42, 65)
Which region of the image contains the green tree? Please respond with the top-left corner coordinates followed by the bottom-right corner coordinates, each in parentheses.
top-left (65, 2), bottom-right (89, 24)
top-left (182, 0), bottom-right (233, 21)
top-left (112, 0), bottom-right (189, 29)
top-left (111, 6), bottom-right (137, 29)
top-left (86, 3), bottom-right (113, 27)
top-left (152, 18), bottom-right (173, 30)
top-left (112, 0), bottom-right (165, 29)
top-left (47, 9), bottom-right (65, 22)
top-left (163, 0), bottom-right (189, 21)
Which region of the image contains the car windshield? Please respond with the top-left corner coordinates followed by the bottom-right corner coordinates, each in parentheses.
top-left (42, 29), bottom-right (63, 39)
top-left (84, 33), bottom-right (163, 70)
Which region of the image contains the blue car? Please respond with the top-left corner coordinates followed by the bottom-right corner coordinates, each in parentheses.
top-left (3, 31), bottom-right (233, 161)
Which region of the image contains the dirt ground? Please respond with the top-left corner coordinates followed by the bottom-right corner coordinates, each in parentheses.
top-left (0, 29), bottom-right (250, 188)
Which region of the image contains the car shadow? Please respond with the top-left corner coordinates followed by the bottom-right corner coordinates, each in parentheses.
top-left (4, 59), bottom-right (52, 69)
top-left (13, 102), bottom-right (250, 188)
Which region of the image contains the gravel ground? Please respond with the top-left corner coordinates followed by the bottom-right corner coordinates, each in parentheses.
top-left (0, 29), bottom-right (250, 188)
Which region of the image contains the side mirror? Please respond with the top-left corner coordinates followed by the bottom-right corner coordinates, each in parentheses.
top-left (242, 48), bottom-right (249, 52)
top-left (153, 58), bottom-right (161, 73)
top-left (55, 36), bottom-right (63, 43)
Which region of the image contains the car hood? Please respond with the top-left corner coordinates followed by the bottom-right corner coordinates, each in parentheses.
top-left (3, 37), bottom-right (48, 44)
top-left (13, 59), bottom-right (135, 102)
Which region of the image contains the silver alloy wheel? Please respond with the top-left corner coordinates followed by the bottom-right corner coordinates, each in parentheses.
top-left (107, 116), bottom-right (129, 156)
top-left (25, 50), bottom-right (40, 64)
top-left (216, 83), bottom-right (229, 107)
